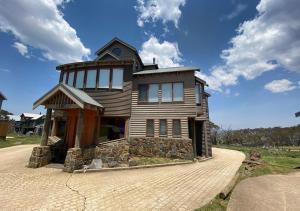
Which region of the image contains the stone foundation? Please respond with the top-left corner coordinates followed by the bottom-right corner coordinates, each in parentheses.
top-left (63, 147), bottom-right (95, 172)
top-left (129, 137), bottom-right (194, 160)
top-left (95, 139), bottom-right (130, 168)
top-left (28, 146), bottom-right (51, 168)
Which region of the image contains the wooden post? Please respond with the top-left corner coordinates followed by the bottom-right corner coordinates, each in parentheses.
top-left (93, 111), bottom-right (101, 144)
top-left (124, 118), bottom-right (129, 138)
top-left (74, 109), bottom-right (84, 148)
top-left (50, 117), bottom-right (57, 136)
top-left (41, 108), bottom-right (52, 146)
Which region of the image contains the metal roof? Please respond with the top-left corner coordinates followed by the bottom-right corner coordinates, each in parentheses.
top-left (33, 83), bottom-right (103, 109)
top-left (21, 113), bottom-right (43, 119)
top-left (133, 66), bottom-right (199, 75)
top-left (0, 91), bottom-right (7, 100)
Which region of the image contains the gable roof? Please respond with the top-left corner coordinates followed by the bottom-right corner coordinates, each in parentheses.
top-left (33, 83), bottom-right (103, 110)
top-left (95, 37), bottom-right (138, 56)
top-left (0, 91), bottom-right (7, 100)
top-left (96, 50), bottom-right (120, 61)
top-left (133, 66), bottom-right (199, 75)
top-left (21, 113), bottom-right (43, 119)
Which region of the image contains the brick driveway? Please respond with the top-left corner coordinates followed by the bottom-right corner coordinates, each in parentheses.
top-left (0, 145), bottom-right (244, 210)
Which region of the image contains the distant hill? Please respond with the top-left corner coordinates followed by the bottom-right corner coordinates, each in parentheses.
top-left (213, 124), bottom-right (300, 147)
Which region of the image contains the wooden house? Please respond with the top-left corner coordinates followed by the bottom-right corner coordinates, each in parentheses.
top-left (30, 38), bottom-right (212, 169)
top-left (19, 113), bottom-right (44, 135)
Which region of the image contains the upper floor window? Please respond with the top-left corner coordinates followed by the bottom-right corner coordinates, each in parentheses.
top-left (162, 83), bottom-right (172, 102)
top-left (67, 72), bottom-right (74, 86)
top-left (76, 70), bottom-right (85, 88)
top-left (112, 68), bottom-right (123, 89)
top-left (138, 84), bottom-right (148, 102)
top-left (99, 69), bottom-right (110, 88)
top-left (86, 70), bottom-right (97, 88)
top-left (62, 72), bottom-right (67, 83)
top-left (195, 83), bottom-right (202, 105)
top-left (148, 84), bottom-right (159, 102)
top-left (173, 83), bottom-right (183, 101)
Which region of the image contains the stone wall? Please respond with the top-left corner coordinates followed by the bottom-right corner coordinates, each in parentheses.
top-left (95, 139), bottom-right (130, 168)
top-left (128, 137), bottom-right (194, 160)
top-left (28, 146), bottom-right (51, 168)
top-left (63, 147), bottom-right (95, 172)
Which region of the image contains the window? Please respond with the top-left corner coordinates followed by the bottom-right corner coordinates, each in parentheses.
top-left (76, 71), bottom-right (85, 88)
top-left (86, 70), bottom-right (97, 88)
top-left (172, 119), bottom-right (181, 137)
top-left (138, 85), bottom-right (148, 102)
top-left (148, 84), bottom-right (159, 102)
top-left (62, 72), bottom-right (67, 83)
top-left (112, 47), bottom-right (122, 56)
top-left (159, 119), bottom-right (167, 136)
top-left (173, 83), bottom-right (183, 101)
top-left (162, 83), bottom-right (172, 102)
top-left (112, 68), bottom-right (123, 89)
top-left (146, 119), bottom-right (154, 137)
top-left (195, 83), bottom-right (202, 105)
top-left (99, 69), bottom-right (110, 88)
top-left (67, 72), bottom-right (74, 86)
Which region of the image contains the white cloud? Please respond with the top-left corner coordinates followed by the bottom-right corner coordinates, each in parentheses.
top-left (199, 0), bottom-right (300, 91)
top-left (0, 0), bottom-right (90, 64)
top-left (0, 68), bottom-right (10, 73)
top-left (135, 0), bottom-right (186, 28)
top-left (139, 36), bottom-right (182, 68)
top-left (222, 3), bottom-right (247, 20)
top-left (12, 42), bottom-right (29, 58)
top-left (264, 79), bottom-right (296, 93)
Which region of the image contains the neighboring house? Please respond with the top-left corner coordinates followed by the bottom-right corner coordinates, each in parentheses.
top-left (0, 91), bottom-right (7, 112)
top-left (31, 38), bottom-right (212, 168)
top-left (20, 113), bottom-right (45, 135)
top-left (7, 115), bottom-right (21, 133)
top-left (296, 111), bottom-right (300, 117)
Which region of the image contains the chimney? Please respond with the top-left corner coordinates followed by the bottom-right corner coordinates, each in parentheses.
top-left (153, 57), bottom-right (156, 64)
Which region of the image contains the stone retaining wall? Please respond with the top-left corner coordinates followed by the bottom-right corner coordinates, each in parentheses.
top-left (128, 137), bottom-right (194, 160)
top-left (63, 147), bottom-right (95, 172)
top-left (28, 146), bottom-right (51, 168)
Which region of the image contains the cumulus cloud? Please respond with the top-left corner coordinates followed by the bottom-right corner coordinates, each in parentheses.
top-left (199, 0), bottom-right (300, 91)
top-left (139, 36), bottom-right (182, 67)
top-left (0, 0), bottom-right (90, 64)
top-left (222, 3), bottom-right (247, 20)
top-left (264, 79), bottom-right (296, 93)
top-left (12, 42), bottom-right (29, 58)
top-left (135, 0), bottom-right (186, 28)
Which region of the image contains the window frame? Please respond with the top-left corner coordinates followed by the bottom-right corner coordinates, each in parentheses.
top-left (111, 68), bottom-right (124, 89)
top-left (146, 119), bottom-right (154, 137)
top-left (195, 82), bottom-right (203, 105)
top-left (98, 68), bottom-right (110, 89)
top-left (172, 82), bottom-right (184, 102)
top-left (67, 71), bottom-right (75, 86)
top-left (85, 69), bottom-right (97, 89)
top-left (172, 119), bottom-right (181, 138)
top-left (159, 119), bottom-right (168, 137)
top-left (75, 70), bottom-right (85, 89)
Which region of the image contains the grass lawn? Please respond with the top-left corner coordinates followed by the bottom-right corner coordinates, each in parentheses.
top-left (197, 145), bottom-right (300, 211)
top-left (0, 133), bottom-right (40, 148)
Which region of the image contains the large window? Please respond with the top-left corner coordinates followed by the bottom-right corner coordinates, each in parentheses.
top-left (62, 72), bottom-right (67, 83)
top-left (138, 84), bottom-right (148, 102)
top-left (112, 68), bottom-right (123, 89)
top-left (159, 119), bottom-right (167, 137)
top-left (67, 72), bottom-right (74, 86)
top-left (173, 83), bottom-right (183, 101)
top-left (148, 84), bottom-right (159, 102)
top-left (146, 119), bottom-right (154, 137)
top-left (86, 70), bottom-right (97, 88)
top-left (99, 69), bottom-right (110, 88)
top-left (76, 70), bottom-right (85, 88)
top-left (161, 83), bottom-right (172, 102)
top-left (172, 119), bottom-right (181, 137)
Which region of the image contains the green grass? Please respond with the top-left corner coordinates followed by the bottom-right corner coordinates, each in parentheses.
top-left (196, 145), bottom-right (300, 211)
top-left (0, 133), bottom-right (40, 148)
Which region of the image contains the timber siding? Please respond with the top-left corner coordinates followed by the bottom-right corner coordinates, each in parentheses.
top-left (130, 71), bottom-right (197, 138)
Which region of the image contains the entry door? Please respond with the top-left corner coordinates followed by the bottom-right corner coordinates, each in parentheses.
top-left (195, 121), bottom-right (203, 156)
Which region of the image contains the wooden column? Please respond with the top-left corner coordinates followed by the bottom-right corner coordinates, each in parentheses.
top-left (50, 117), bottom-right (57, 136)
top-left (93, 111), bottom-right (101, 144)
top-left (74, 109), bottom-right (84, 148)
top-left (124, 118), bottom-right (130, 138)
top-left (41, 108), bottom-right (52, 146)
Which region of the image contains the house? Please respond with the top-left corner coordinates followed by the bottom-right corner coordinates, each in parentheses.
top-left (29, 38), bottom-right (212, 170)
top-left (20, 113), bottom-right (45, 135)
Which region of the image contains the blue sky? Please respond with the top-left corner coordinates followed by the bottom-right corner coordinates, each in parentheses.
top-left (0, 0), bottom-right (299, 129)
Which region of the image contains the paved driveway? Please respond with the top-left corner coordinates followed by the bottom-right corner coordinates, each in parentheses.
top-left (0, 145), bottom-right (244, 211)
top-left (228, 172), bottom-right (300, 211)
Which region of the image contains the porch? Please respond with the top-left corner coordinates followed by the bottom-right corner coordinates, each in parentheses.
top-left (28, 83), bottom-right (104, 169)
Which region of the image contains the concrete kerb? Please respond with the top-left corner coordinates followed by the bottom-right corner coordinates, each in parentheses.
top-left (73, 157), bottom-right (212, 173)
